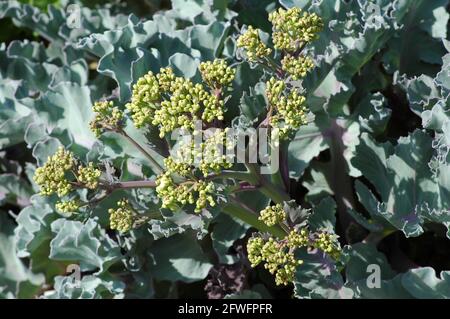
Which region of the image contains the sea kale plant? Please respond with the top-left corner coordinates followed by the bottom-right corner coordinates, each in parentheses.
top-left (0, 0), bottom-right (450, 299)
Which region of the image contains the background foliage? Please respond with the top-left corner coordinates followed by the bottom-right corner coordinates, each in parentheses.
top-left (0, 0), bottom-right (450, 299)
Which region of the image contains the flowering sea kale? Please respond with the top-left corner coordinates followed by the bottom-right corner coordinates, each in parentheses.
top-left (31, 6), bottom-right (323, 288)
top-left (7, 0), bottom-right (449, 301)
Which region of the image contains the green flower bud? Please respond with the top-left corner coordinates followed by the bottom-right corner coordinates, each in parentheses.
top-left (199, 59), bottom-right (235, 88)
top-left (126, 71), bottom-right (160, 128)
top-left (90, 100), bottom-right (124, 136)
top-left (33, 147), bottom-right (74, 197)
top-left (259, 203), bottom-right (286, 227)
top-left (281, 54), bottom-right (315, 80)
top-left (237, 26), bottom-right (272, 62)
top-left (108, 199), bottom-right (134, 233)
top-left (269, 7), bottom-right (323, 52)
top-left (265, 77), bottom-right (285, 105)
top-left (55, 200), bottom-right (80, 214)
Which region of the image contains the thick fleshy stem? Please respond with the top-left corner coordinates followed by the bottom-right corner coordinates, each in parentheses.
top-left (327, 120), bottom-right (356, 244)
top-left (245, 163), bottom-right (291, 204)
top-left (93, 169), bottom-right (290, 236)
top-left (103, 180), bottom-right (157, 190)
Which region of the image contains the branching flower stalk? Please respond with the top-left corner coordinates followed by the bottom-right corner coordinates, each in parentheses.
top-left (32, 7), bottom-right (324, 276)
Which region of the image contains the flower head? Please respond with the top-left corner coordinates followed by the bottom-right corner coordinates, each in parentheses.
top-left (259, 203), bottom-right (286, 227)
top-left (313, 231), bottom-right (342, 260)
top-left (90, 101), bottom-right (124, 136)
top-left (281, 54), bottom-right (315, 80)
top-left (77, 162), bottom-right (101, 189)
top-left (270, 88), bottom-right (308, 139)
top-left (155, 172), bottom-right (216, 213)
top-left (246, 235), bottom-right (302, 286)
top-left (199, 59), bottom-right (235, 88)
top-left (247, 203), bottom-right (341, 286)
top-left (157, 67), bottom-right (176, 92)
top-left (152, 77), bottom-right (224, 137)
top-left (266, 77), bottom-right (285, 105)
top-left (108, 199), bottom-right (134, 232)
top-left (237, 26), bottom-right (272, 61)
top-left (269, 7), bottom-right (323, 52)
top-left (55, 200), bottom-right (80, 214)
top-left (33, 147), bottom-right (75, 197)
top-left (126, 71), bottom-right (160, 128)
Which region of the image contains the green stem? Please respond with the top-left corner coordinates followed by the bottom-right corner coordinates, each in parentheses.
top-left (328, 120), bottom-right (357, 243)
top-left (109, 180), bottom-right (156, 189)
top-left (223, 199), bottom-right (287, 238)
top-left (264, 56), bottom-right (282, 74)
top-left (270, 140), bottom-right (289, 193)
top-left (119, 129), bottom-right (164, 174)
top-left (245, 163), bottom-right (291, 204)
top-left (259, 177), bottom-right (291, 204)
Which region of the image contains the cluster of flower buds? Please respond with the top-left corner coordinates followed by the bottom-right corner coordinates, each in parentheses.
top-left (281, 54), bottom-right (315, 80)
top-left (266, 78), bottom-right (308, 138)
top-left (108, 199), bottom-right (135, 233)
top-left (155, 172), bottom-right (216, 213)
top-left (313, 231), bottom-right (342, 260)
top-left (247, 203), bottom-right (341, 285)
top-left (259, 203), bottom-right (286, 227)
top-left (125, 62), bottom-right (233, 138)
top-left (153, 128), bottom-right (234, 212)
top-left (237, 26), bottom-right (272, 62)
top-left (90, 101), bottom-right (124, 136)
top-left (33, 147), bottom-right (103, 215)
top-left (199, 59), bottom-right (235, 88)
top-left (163, 156), bottom-right (192, 177)
top-left (247, 235), bottom-right (304, 286)
top-left (126, 71), bottom-right (160, 128)
top-left (197, 129), bottom-right (234, 177)
top-left (33, 147), bottom-right (75, 197)
top-left (77, 163), bottom-right (101, 189)
top-left (269, 7), bottom-right (323, 52)
top-left (265, 77), bottom-right (285, 105)
top-left (272, 90), bottom-right (308, 138)
top-left (154, 77), bottom-right (223, 137)
top-left (235, 7), bottom-right (322, 139)
top-left (156, 67), bottom-right (176, 91)
top-left (55, 199), bottom-right (80, 214)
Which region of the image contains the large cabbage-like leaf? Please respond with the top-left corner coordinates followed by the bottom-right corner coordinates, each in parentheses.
top-left (352, 131), bottom-right (450, 237)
